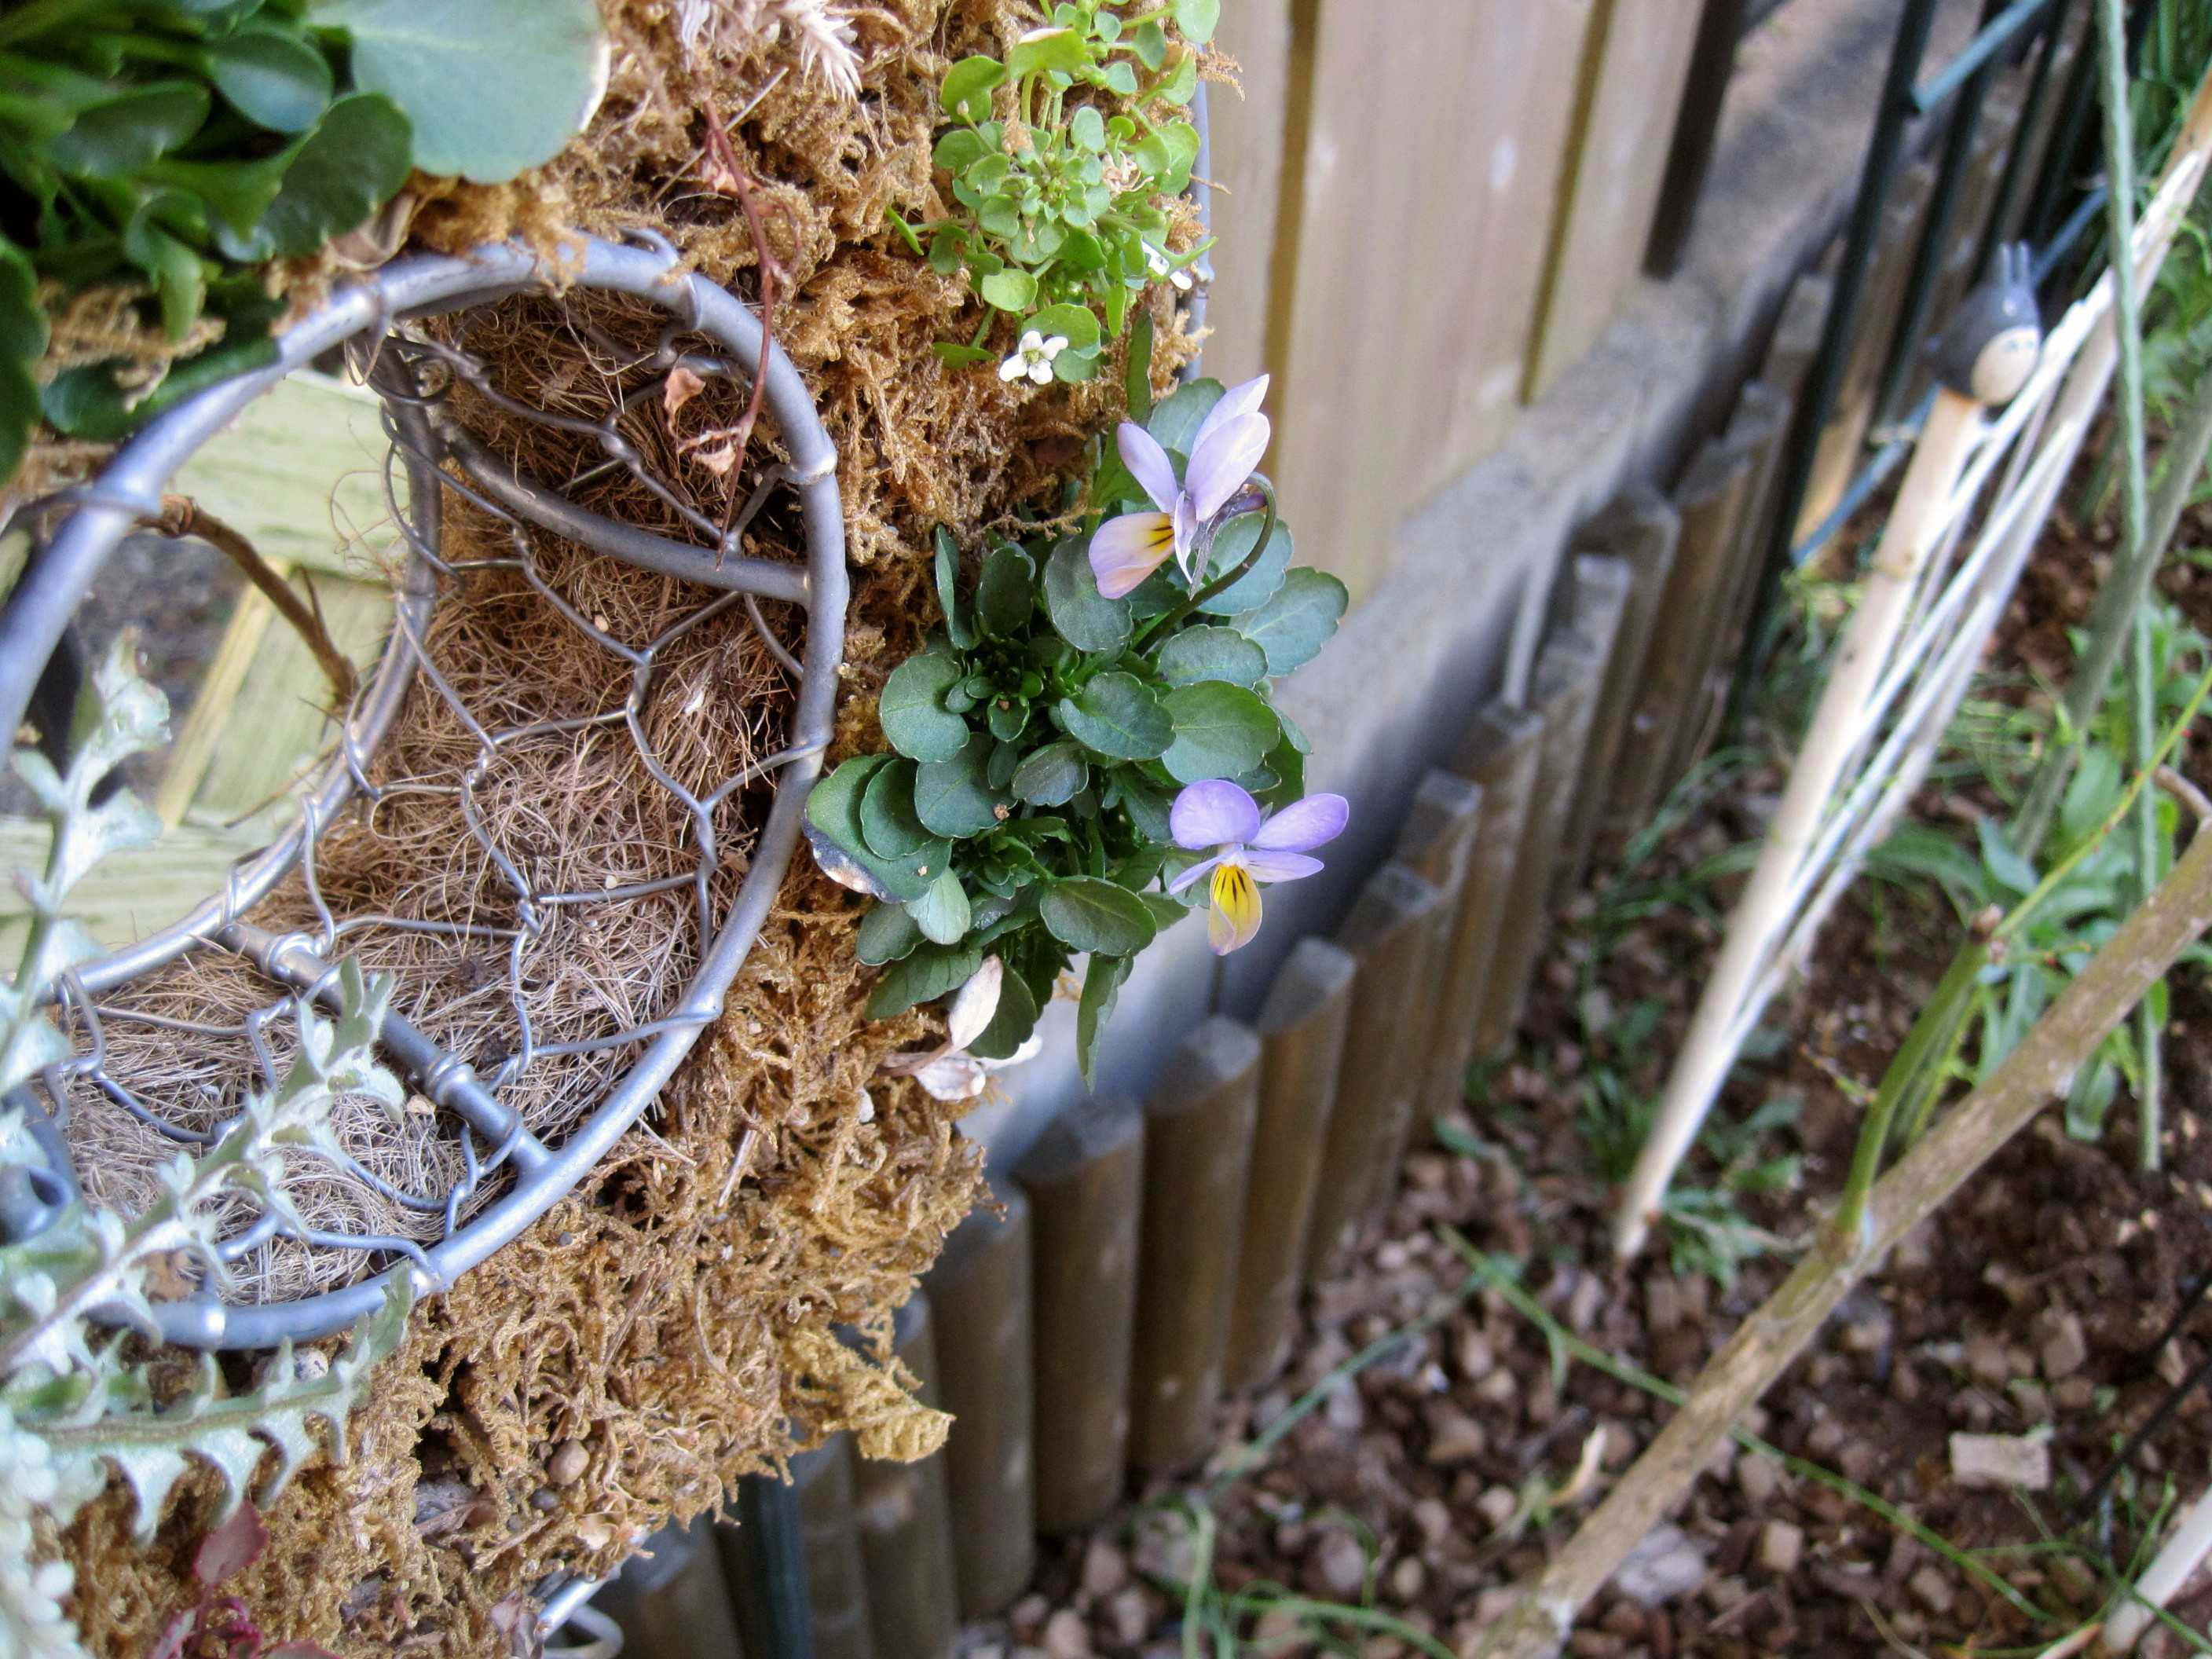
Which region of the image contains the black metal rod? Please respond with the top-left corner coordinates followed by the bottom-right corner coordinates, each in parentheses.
top-left (1734, 0), bottom-right (1944, 694)
top-left (1975, 0), bottom-right (2073, 278)
top-left (1646, 0), bottom-right (1751, 278)
top-left (733, 1473), bottom-right (817, 1659)
top-left (1911, 0), bottom-right (2055, 114)
top-left (1873, 0), bottom-right (2013, 428)
top-left (2022, 0), bottom-right (2108, 246)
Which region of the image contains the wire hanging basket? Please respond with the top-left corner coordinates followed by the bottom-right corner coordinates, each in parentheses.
top-left (0, 232), bottom-right (848, 1350)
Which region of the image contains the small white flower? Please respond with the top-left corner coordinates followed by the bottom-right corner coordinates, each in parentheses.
top-left (1144, 242), bottom-right (1193, 292)
top-left (998, 328), bottom-right (1067, 386)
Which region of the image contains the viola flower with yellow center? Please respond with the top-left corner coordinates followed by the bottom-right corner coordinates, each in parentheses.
top-left (1166, 778), bottom-right (1349, 954)
top-left (1088, 374), bottom-right (1271, 597)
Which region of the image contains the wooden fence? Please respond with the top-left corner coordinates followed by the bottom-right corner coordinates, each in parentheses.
top-left (1206, 0), bottom-right (1708, 604)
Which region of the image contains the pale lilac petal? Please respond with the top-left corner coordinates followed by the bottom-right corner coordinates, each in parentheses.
top-left (1199, 374), bottom-right (1269, 441)
top-left (1117, 421), bottom-right (1181, 515)
top-left (1166, 851), bottom-right (1225, 895)
top-left (1089, 511), bottom-right (1176, 598)
top-left (912, 1053), bottom-right (990, 1101)
top-left (1251, 793), bottom-right (1349, 853)
top-left (1185, 411), bottom-right (1269, 520)
top-left (944, 956), bottom-right (1004, 1050)
top-left (1170, 778), bottom-right (1262, 850)
top-left (1238, 849), bottom-right (1324, 884)
top-left (1172, 495), bottom-right (1203, 584)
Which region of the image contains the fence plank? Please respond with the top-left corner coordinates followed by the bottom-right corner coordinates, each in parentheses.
top-left (1380, 771), bottom-right (1485, 1187)
top-left (1669, 383), bottom-right (1789, 779)
top-left (168, 371), bottom-right (403, 579)
top-left (725, 1442), bottom-right (871, 1659)
top-left (1544, 556), bottom-right (1632, 907)
top-left (1425, 705), bottom-right (1546, 1120)
top-left (1524, 0), bottom-right (1708, 401)
top-left (1017, 1100), bottom-right (1144, 1534)
top-left (1304, 863), bottom-right (1443, 1280)
top-left (1130, 1017), bottom-right (1262, 1475)
top-left (1560, 490), bottom-right (1681, 891)
top-left (923, 1188), bottom-right (1036, 1613)
top-left (855, 1292), bottom-right (959, 1659)
top-left (185, 575), bottom-right (390, 828)
top-left (1221, 937), bottom-right (1357, 1393)
top-left (1473, 632), bottom-right (1608, 1054)
top-left (607, 1519), bottom-right (746, 1659)
top-left (1606, 438), bottom-right (1755, 843)
top-left (1265, 0), bottom-right (1593, 599)
top-left (1202, 0), bottom-right (1292, 387)
top-left (0, 819), bottom-right (260, 952)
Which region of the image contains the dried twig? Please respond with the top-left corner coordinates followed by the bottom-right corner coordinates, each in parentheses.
top-left (695, 103), bottom-right (788, 555)
top-left (153, 493), bottom-right (358, 708)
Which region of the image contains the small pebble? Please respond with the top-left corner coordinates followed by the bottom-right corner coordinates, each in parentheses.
top-left (1758, 1520), bottom-right (1804, 1576)
top-left (1950, 1431), bottom-right (2051, 1492)
top-left (548, 1441), bottom-right (588, 1487)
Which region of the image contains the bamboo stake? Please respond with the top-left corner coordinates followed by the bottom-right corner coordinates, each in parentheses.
top-left (1616, 381), bottom-right (1987, 1259)
top-left (922, 1185), bottom-right (1037, 1612)
top-left (1623, 57), bottom-right (2212, 1255)
top-left (1130, 1016), bottom-right (1262, 1475)
top-left (1470, 819), bottom-right (2212, 1659)
top-left (2100, 1480), bottom-right (2212, 1653)
top-left (1222, 937), bottom-right (1357, 1393)
top-left (1017, 1098), bottom-right (1144, 1533)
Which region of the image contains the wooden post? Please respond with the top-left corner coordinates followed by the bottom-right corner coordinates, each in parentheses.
top-left (603, 1518), bottom-right (747, 1659)
top-left (1670, 385), bottom-right (1789, 778)
top-left (1017, 1098), bottom-right (1144, 1534)
top-left (722, 1441), bottom-right (876, 1659)
top-left (1474, 632), bottom-right (1608, 1055)
top-left (922, 1187), bottom-right (1036, 1615)
top-left (1380, 770), bottom-right (1486, 1184)
top-left (1545, 555), bottom-right (1632, 907)
top-left (1607, 438), bottom-right (1755, 839)
top-left (1221, 938), bottom-right (1358, 1393)
top-left (1305, 864), bottom-right (1445, 1280)
top-left (852, 1292), bottom-right (959, 1659)
top-left (1425, 705), bottom-right (1547, 1120)
top-left (1559, 491), bottom-right (1680, 889)
top-left (1130, 1017), bottom-right (1262, 1475)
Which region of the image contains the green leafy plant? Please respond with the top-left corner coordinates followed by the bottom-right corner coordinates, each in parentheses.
top-left (0, 638), bottom-right (414, 1659)
top-left (0, 0), bottom-right (606, 482)
top-left (1870, 601), bottom-right (2210, 1144)
top-left (892, 0), bottom-right (1217, 376)
top-left (806, 354), bottom-right (1346, 1082)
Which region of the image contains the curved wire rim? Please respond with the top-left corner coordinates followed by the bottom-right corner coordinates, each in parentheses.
top-left (0, 234), bottom-right (848, 1348)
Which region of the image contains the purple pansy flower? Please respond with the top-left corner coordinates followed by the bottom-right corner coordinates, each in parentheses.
top-left (1166, 778), bottom-right (1349, 955)
top-left (1089, 374), bottom-right (1271, 599)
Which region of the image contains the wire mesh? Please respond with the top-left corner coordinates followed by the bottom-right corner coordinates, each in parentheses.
top-left (0, 234), bottom-right (847, 1349)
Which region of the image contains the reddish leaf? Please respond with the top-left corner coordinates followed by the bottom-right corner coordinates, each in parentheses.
top-left (193, 1503), bottom-right (269, 1588)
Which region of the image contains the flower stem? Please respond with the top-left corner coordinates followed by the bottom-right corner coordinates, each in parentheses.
top-left (1130, 474), bottom-right (1278, 648)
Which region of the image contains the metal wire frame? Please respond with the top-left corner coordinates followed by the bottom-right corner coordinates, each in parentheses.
top-left (1728, 0), bottom-right (2085, 713)
top-left (0, 233), bottom-right (848, 1350)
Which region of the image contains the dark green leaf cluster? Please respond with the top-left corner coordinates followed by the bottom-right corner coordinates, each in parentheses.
top-left (892, 0), bottom-right (1219, 375)
top-left (808, 367), bottom-right (1346, 1082)
top-left (0, 0), bottom-right (605, 482)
